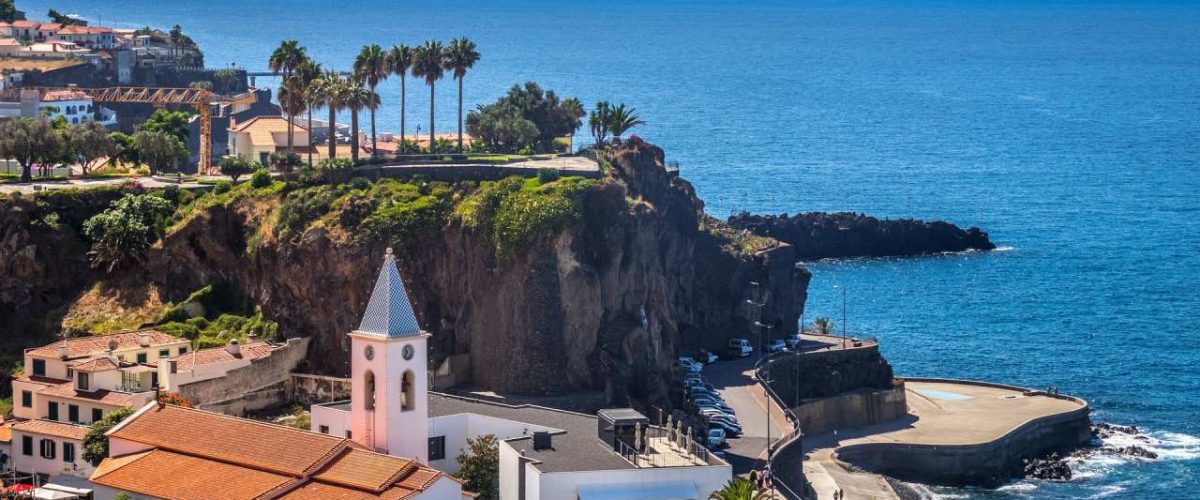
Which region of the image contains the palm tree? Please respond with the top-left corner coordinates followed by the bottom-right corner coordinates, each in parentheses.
top-left (606, 103), bottom-right (645, 142)
top-left (342, 77), bottom-right (379, 164)
top-left (411, 40), bottom-right (445, 154)
top-left (708, 477), bottom-right (767, 500)
top-left (353, 44), bottom-right (389, 158)
top-left (315, 71), bottom-right (346, 162)
top-left (813, 317), bottom-right (835, 336)
top-left (386, 44), bottom-right (414, 155)
top-left (442, 37), bottom-right (480, 153)
top-left (268, 40), bottom-right (307, 152)
top-left (589, 101), bottom-right (611, 145)
top-left (292, 59), bottom-right (322, 167)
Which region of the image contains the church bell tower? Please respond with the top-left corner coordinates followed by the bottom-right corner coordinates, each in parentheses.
top-left (349, 248), bottom-right (430, 462)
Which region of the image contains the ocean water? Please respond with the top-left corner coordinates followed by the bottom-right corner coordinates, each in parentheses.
top-left (22, 0), bottom-right (1200, 496)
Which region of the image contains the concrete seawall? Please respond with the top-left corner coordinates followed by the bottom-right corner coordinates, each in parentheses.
top-left (793, 386), bottom-right (908, 436)
top-left (834, 377), bottom-right (1092, 487)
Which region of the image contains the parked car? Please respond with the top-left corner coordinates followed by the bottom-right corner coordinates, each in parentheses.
top-left (676, 357), bottom-right (703, 373)
top-left (706, 428), bottom-right (727, 448)
top-left (707, 418), bottom-right (742, 437)
top-left (695, 403), bottom-right (737, 418)
top-left (726, 338), bottom-right (753, 358)
top-left (681, 378), bottom-right (704, 389)
top-left (706, 413), bottom-right (741, 427)
top-left (767, 339), bottom-right (788, 353)
top-left (695, 350), bottom-right (719, 364)
top-left (688, 387), bottom-right (723, 401)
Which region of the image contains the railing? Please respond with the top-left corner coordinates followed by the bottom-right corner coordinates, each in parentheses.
top-left (756, 353), bottom-right (813, 499)
top-left (614, 427), bottom-right (714, 468)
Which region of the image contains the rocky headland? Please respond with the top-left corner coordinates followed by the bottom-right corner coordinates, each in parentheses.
top-left (727, 211), bottom-right (995, 260)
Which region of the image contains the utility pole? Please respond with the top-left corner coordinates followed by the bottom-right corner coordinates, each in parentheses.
top-left (834, 285), bottom-right (848, 349)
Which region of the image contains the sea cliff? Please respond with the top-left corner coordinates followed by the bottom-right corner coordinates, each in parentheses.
top-left (728, 211), bottom-right (995, 260)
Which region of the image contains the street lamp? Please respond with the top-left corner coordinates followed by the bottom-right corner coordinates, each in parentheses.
top-left (833, 285), bottom-right (847, 349)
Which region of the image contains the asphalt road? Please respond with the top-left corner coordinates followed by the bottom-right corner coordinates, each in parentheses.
top-left (703, 354), bottom-right (790, 475)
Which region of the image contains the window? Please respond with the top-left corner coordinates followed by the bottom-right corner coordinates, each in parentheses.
top-left (345, 430), bottom-right (352, 439)
top-left (63, 442), bottom-right (75, 463)
top-left (68, 405), bottom-right (79, 423)
top-left (92, 408), bottom-right (103, 423)
top-left (21, 391), bottom-right (31, 408)
top-left (39, 439), bottom-right (55, 460)
top-left (429, 436), bottom-right (446, 461)
top-left (137, 352), bottom-right (147, 364)
top-left (31, 359), bottom-right (45, 377)
top-left (179, 347), bottom-right (188, 355)
top-left (319, 425), bottom-right (329, 435)
top-left (21, 436), bottom-right (32, 456)
top-left (159, 349), bottom-right (170, 358)
top-left (47, 402), bottom-right (58, 421)
top-left (65, 368), bottom-right (73, 379)
top-left (78, 372), bottom-right (89, 391)
top-left (363, 370), bottom-right (376, 411)
top-left (401, 370), bottom-right (415, 412)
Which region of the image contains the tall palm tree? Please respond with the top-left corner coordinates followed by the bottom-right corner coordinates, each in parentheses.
top-left (607, 103), bottom-right (646, 142)
top-left (411, 40), bottom-right (445, 154)
top-left (269, 40), bottom-right (307, 152)
top-left (315, 71), bottom-right (346, 162)
top-left (708, 477), bottom-right (767, 500)
top-left (385, 44), bottom-right (414, 155)
top-left (342, 77), bottom-right (379, 165)
top-left (442, 37), bottom-right (480, 153)
top-left (292, 59), bottom-right (322, 167)
top-left (589, 101), bottom-right (611, 145)
top-left (353, 44), bottom-right (388, 158)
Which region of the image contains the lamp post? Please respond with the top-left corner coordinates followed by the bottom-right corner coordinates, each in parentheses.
top-left (834, 285), bottom-right (847, 349)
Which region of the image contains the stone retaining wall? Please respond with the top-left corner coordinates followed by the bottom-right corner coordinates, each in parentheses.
top-left (363, 163), bottom-right (602, 183)
top-left (290, 373), bottom-right (353, 405)
top-left (792, 386), bottom-right (907, 436)
top-left (176, 337), bottom-right (310, 415)
top-left (833, 377), bottom-right (1091, 487)
top-left (763, 343), bottom-right (895, 408)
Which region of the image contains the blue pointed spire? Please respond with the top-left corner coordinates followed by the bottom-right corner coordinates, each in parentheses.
top-left (357, 248), bottom-right (422, 337)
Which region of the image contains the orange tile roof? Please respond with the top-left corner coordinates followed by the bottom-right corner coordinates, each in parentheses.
top-left (14, 375), bottom-right (71, 386)
top-left (39, 23), bottom-right (63, 32)
top-left (27, 330), bottom-right (184, 359)
top-left (69, 357), bottom-right (119, 372)
top-left (12, 419), bottom-right (88, 441)
top-left (10, 21), bottom-right (41, 29)
top-left (313, 448), bottom-right (418, 492)
top-left (38, 380), bottom-right (136, 407)
top-left (92, 449), bottom-right (293, 500)
top-left (41, 89), bottom-right (92, 102)
top-left (170, 341), bottom-right (274, 371)
top-left (0, 422), bottom-right (13, 443)
top-left (0, 38), bottom-right (20, 47)
top-left (109, 404), bottom-right (346, 476)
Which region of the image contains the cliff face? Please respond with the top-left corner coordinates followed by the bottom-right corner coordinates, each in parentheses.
top-left (137, 140), bottom-right (806, 405)
top-left (728, 212), bottom-right (994, 260)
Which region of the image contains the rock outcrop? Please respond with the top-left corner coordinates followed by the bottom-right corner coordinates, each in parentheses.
top-left (727, 211), bottom-right (995, 260)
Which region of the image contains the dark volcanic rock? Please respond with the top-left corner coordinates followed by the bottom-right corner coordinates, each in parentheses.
top-left (1024, 453), bottom-right (1072, 480)
top-left (727, 211), bottom-right (995, 260)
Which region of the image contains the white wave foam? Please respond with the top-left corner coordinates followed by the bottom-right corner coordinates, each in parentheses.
top-left (996, 481), bottom-right (1037, 493)
top-left (992, 245), bottom-right (1016, 252)
top-left (1098, 428), bottom-right (1200, 461)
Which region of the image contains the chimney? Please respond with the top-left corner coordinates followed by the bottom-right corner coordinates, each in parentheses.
top-left (138, 332), bottom-right (150, 347)
top-left (532, 432), bottom-right (552, 451)
top-left (227, 338), bottom-right (241, 357)
top-left (57, 341), bottom-right (67, 360)
top-left (247, 333), bottom-right (258, 344)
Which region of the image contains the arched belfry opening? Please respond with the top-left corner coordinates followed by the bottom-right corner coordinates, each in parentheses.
top-left (364, 370), bottom-right (377, 411)
top-left (401, 370), bottom-right (415, 411)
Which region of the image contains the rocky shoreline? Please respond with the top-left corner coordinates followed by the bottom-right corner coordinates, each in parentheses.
top-left (1023, 423), bottom-right (1161, 482)
top-left (727, 211), bottom-right (995, 260)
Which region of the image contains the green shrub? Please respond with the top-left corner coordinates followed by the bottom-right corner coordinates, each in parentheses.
top-left (213, 180), bottom-right (232, 194)
top-left (250, 169), bottom-right (272, 189)
top-left (158, 306), bottom-right (190, 324)
top-left (275, 185), bottom-right (341, 236)
top-left (349, 176), bottom-right (371, 190)
top-left (218, 156), bottom-right (258, 183)
top-left (155, 321), bottom-right (201, 340)
top-left (536, 168), bottom-right (560, 184)
top-left (161, 184), bottom-right (181, 203)
top-left (455, 176), bottom-right (595, 258)
top-left (82, 193), bottom-right (175, 273)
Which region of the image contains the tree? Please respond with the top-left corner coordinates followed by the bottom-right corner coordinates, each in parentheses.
top-left (342, 77), bottom-right (379, 164)
top-left (134, 130), bottom-right (188, 174)
top-left (354, 44), bottom-right (389, 157)
top-left (708, 477), bottom-right (767, 500)
top-left (466, 104), bottom-right (538, 153)
top-left (455, 434), bottom-right (499, 500)
top-left (386, 44), bottom-right (415, 155)
top-left (66, 121), bottom-right (121, 176)
top-left (411, 40), bottom-right (446, 154)
top-left (606, 103), bottom-right (645, 141)
top-left (110, 132), bottom-right (140, 167)
top-left (589, 101), bottom-right (611, 145)
top-left (218, 156), bottom-right (257, 182)
top-left (83, 407), bottom-right (136, 466)
top-left (0, 0), bottom-right (16, 23)
top-left (466, 82), bottom-right (585, 153)
top-left (140, 109), bottom-right (192, 143)
top-left (82, 193), bottom-right (174, 272)
top-left (293, 59), bottom-right (323, 167)
top-left (0, 118), bottom-right (62, 182)
top-left (269, 151), bottom-right (303, 173)
top-left (813, 317), bottom-right (835, 336)
top-left (47, 9), bottom-right (85, 26)
top-left (443, 37), bottom-right (480, 153)
top-left (315, 71), bottom-right (347, 162)
top-left (269, 40), bottom-right (308, 152)
top-left (317, 158), bottom-right (352, 184)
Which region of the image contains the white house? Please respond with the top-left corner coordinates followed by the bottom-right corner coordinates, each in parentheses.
top-left (36, 89), bottom-right (117, 126)
top-left (310, 249), bottom-right (732, 500)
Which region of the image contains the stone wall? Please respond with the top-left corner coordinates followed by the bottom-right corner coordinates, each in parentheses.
top-left (792, 386), bottom-right (907, 436)
top-left (364, 163), bottom-right (603, 183)
top-left (176, 337), bottom-right (310, 415)
top-left (834, 378), bottom-right (1092, 487)
top-left (763, 344), bottom-right (895, 408)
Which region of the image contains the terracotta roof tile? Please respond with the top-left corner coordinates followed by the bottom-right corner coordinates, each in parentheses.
top-left (0, 421), bottom-right (13, 443)
top-left (12, 419), bottom-right (88, 440)
top-left (14, 375), bottom-right (71, 386)
top-left (170, 342), bottom-right (274, 372)
top-left (277, 480), bottom-right (422, 500)
top-left (28, 330), bottom-right (184, 359)
top-left (9, 21), bottom-right (40, 29)
top-left (38, 381), bottom-right (137, 407)
top-left (109, 404), bottom-right (346, 476)
top-left (91, 449), bottom-right (293, 500)
top-left (69, 357), bottom-right (120, 372)
top-left (313, 448), bottom-right (417, 492)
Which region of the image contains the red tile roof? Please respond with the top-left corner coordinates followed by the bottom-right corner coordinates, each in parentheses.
top-left (91, 449), bottom-right (293, 500)
top-left (27, 330), bottom-right (184, 359)
top-left (38, 380), bottom-right (138, 407)
top-left (69, 357), bottom-right (119, 372)
top-left (170, 341), bottom-right (274, 371)
top-left (12, 419), bottom-right (88, 441)
top-left (10, 21), bottom-right (41, 29)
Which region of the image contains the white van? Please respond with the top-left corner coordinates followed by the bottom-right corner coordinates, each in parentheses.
top-left (727, 338), bottom-right (753, 358)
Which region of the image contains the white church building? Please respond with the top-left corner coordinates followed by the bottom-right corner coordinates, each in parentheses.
top-left (311, 249), bottom-right (732, 500)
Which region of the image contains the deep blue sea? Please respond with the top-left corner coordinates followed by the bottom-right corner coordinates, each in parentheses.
top-left (22, 0), bottom-right (1200, 497)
